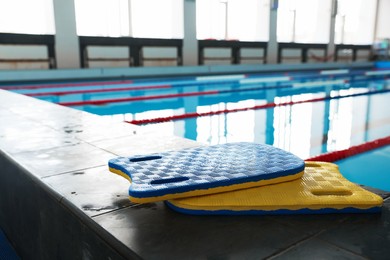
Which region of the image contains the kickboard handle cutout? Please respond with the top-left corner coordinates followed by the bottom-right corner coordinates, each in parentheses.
top-left (304, 162), bottom-right (323, 168)
top-left (151, 177), bottom-right (189, 185)
top-left (311, 190), bottom-right (353, 196)
top-left (130, 156), bottom-right (162, 162)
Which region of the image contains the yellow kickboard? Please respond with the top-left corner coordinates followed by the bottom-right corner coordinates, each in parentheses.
top-left (166, 162), bottom-right (383, 215)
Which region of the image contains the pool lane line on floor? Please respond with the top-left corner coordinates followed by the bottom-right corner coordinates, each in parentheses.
top-left (125, 89), bottom-right (390, 125)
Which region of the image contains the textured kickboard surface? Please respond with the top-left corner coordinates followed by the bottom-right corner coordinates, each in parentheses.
top-left (108, 142), bottom-right (304, 203)
top-left (166, 162), bottom-right (383, 215)
top-left (0, 229), bottom-right (20, 260)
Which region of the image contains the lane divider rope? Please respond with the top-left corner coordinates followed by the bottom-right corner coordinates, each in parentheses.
top-left (125, 89), bottom-right (390, 125)
top-left (306, 136), bottom-right (390, 162)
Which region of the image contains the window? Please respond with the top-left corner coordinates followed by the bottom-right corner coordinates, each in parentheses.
top-left (334, 0), bottom-right (377, 44)
top-left (376, 0), bottom-right (390, 40)
top-left (277, 0), bottom-right (332, 43)
top-left (130, 0), bottom-right (183, 39)
top-left (75, 0), bottom-right (183, 39)
top-left (0, 0), bottom-right (55, 34)
top-left (196, 0), bottom-right (270, 41)
top-left (75, 0), bottom-right (129, 37)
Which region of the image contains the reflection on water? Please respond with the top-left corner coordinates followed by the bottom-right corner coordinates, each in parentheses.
top-left (97, 81), bottom-right (390, 159)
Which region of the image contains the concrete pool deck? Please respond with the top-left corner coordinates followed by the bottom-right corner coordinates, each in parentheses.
top-left (1, 85), bottom-right (390, 259)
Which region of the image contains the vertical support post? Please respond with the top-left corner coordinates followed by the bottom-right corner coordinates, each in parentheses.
top-left (373, 0), bottom-right (380, 43)
top-left (302, 48), bottom-right (308, 63)
top-left (47, 42), bottom-right (56, 69)
top-left (198, 45), bottom-right (204, 65)
top-left (183, 0), bottom-right (198, 66)
top-left (128, 0), bottom-right (134, 66)
top-left (352, 48), bottom-right (357, 61)
top-left (127, 0), bottom-right (133, 37)
top-left (130, 45), bottom-right (141, 66)
top-left (277, 46), bottom-right (282, 63)
top-left (324, 47), bottom-right (328, 61)
top-left (79, 44), bottom-right (87, 68)
top-left (128, 46), bottom-right (133, 67)
top-left (52, 0), bottom-right (80, 68)
top-left (177, 45), bottom-right (183, 66)
top-left (267, 0), bottom-right (278, 64)
top-left (232, 47), bottom-right (240, 64)
top-left (328, 0), bottom-right (337, 61)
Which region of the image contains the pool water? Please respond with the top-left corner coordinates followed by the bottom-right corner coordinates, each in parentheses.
top-left (2, 68), bottom-right (390, 191)
top-left (4, 69), bottom-right (390, 160)
top-left (338, 145), bottom-right (390, 192)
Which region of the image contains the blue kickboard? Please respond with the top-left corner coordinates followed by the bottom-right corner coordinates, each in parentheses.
top-left (108, 142), bottom-right (305, 202)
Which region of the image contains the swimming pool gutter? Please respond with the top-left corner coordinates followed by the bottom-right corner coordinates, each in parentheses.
top-left (0, 62), bottom-right (374, 85)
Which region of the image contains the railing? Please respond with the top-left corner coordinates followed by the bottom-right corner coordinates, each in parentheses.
top-left (198, 40), bottom-right (268, 65)
top-left (277, 43), bottom-right (329, 63)
top-left (334, 44), bottom-right (372, 62)
top-left (0, 33), bottom-right (56, 69)
top-left (0, 33), bottom-right (374, 69)
top-left (79, 36), bottom-right (183, 68)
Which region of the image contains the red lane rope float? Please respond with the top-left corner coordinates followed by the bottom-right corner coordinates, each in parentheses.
top-left (126, 89), bottom-right (390, 125)
top-left (1, 79), bottom-right (134, 90)
top-left (306, 136), bottom-right (390, 162)
top-left (27, 84), bottom-right (172, 97)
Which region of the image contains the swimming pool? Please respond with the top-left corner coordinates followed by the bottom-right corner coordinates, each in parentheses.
top-left (2, 66), bottom-right (390, 190)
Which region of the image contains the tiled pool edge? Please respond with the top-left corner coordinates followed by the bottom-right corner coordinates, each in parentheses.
top-left (0, 89), bottom-right (200, 259)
